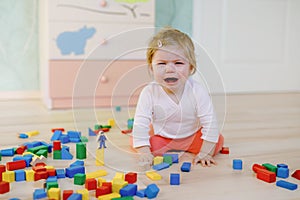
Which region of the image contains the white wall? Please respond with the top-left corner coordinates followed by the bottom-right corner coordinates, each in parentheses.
top-left (193, 0), bottom-right (300, 93)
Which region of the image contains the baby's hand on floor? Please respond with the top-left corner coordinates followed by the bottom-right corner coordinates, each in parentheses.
top-left (193, 152), bottom-right (216, 167)
top-left (136, 146), bottom-right (154, 171)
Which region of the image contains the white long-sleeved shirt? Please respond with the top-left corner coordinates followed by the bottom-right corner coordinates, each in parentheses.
top-left (132, 78), bottom-right (219, 148)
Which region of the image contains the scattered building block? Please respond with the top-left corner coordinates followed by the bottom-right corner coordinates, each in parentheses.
top-left (33, 188), bottom-right (47, 199)
top-left (25, 130), bottom-right (39, 137)
top-left (292, 170), bottom-right (300, 180)
top-left (153, 156), bottom-right (163, 165)
top-left (125, 172), bottom-right (137, 184)
top-left (76, 142), bottom-right (86, 159)
top-left (119, 184), bottom-right (137, 197)
top-left (0, 181), bottom-right (10, 194)
top-left (51, 130), bottom-right (62, 141)
top-left (1, 148), bottom-right (15, 156)
top-left (96, 186), bottom-right (111, 197)
top-left (19, 133), bottom-right (28, 139)
top-left (170, 173), bottom-right (180, 185)
top-left (76, 188), bottom-right (89, 200)
top-left (121, 129), bottom-right (132, 134)
top-left (233, 159), bottom-right (243, 170)
top-left (34, 171), bottom-right (49, 181)
top-left (2, 171), bottom-right (15, 182)
top-left (152, 162), bottom-right (170, 171)
top-left (102, 182), bottom-right (112, 193)
top-left (74, 173), bottom-right (86, 185)
top-left (220, 147), bottom-right (229, 154)
top-left (163, 155), bottom-right (173, 165)
top-left (181, 162), bottom-right (191, 172)
top-left (56, 169), bottom-right (66, 179)
top-left (67, 193), bottom-right (82, 200)
top-left (108, 118), bottom-right (115, 127)
top-left (25, 169), bottom-right (35, 181)
top-left (262, 163), bottom-right (277, 173)
top-left (146, 171), bottom-right (162, 181)
top-left (88, 127), bottom-right (97, 136)
top-left (136, 189), bottom-right (146, 198)
top-left (163, 153), bottom-right (179, 163)
top-left (61, 148), bottom-right (73, 160)
top-left (63, 190), bottom-right (73, 200)
top-left (46, 182), bottom-right (59, 190)
top-left (276, 180), bottom-right (297, 190)
top-left (16, 146), bottom-right (27, 154)
top-left (112, 179), bottom-right (128, 193)
top-left (252, 164), bottom-right (266, 173)
top-left (98, 192), bottom-right (121, 200)
top-left (86, 169), bottom-right (107, 179)
top-left (47, 188), bottom-right (61, 200)
top-left (65, 165), bottom-right (85, 178)
top-left (0, 165), bottom-right (6, 181)
top-left (15, 170), bottom-right (26, 182)
top-left (113, 172), bottom-right (125, 180)
top-left (51, 128), bottom-right (65, 132)
top-left (277, 167), bottom-right (289, 178)
top-left (97, 177), bottom-right (107, 187)
top-left (112, 197), bottom-right (134, 200)
top-left (70, 160), bottom-right (84, 167)
top-left (145, 183), bottom-right (160, 199)
top-left (96, 148), bottom-right (104, 166)
top-left (85, 178), bottom-right (97, 190)
top-left (256, 168), bottom-right (276, 183)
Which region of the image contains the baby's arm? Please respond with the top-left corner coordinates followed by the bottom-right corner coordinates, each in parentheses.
top-left (193, 140), bottom-right (216, 167)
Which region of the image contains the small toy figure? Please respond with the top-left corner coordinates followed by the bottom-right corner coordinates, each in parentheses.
top-left (97, 131), bottom-right (107, 149)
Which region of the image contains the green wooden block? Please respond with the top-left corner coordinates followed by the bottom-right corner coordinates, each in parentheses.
top-left (53, 150), bottom-right (61, 159)
top-left (46, 182), bottom-right (58, 190)
top-left (94, 124), bottom-right (102, 130)
top-left (112, 197), bottom-right (134, 200)
top-left (80, 136), bottom-right (88, 143)
top-left (262, 163), bottom-right (277, 173)
top-left (36, 149), bottom-right (48, 158)
top-left (101, 125), bottom-right (111, 129)
top-left (74, 173), bottom-right (86, 185)
top-left (27, 145), bottom-right (48, 154)
top-left (163, 155), bottom-right (173, 165)
top-left (76, 143), bottom-right (86, 159)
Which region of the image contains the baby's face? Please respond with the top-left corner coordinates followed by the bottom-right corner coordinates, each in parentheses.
top-left (151, 45), bottom-right (192, 94)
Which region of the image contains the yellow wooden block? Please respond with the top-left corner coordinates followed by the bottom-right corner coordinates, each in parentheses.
top-left (107, 118), bottom-right (115, 126)
top-left (146, 171), bottom-right (162, 181)
top-left (96, 148), bottom-right (104, 166)
top-left (26, 130), bottom-right (39, 137)
top-left (25, 169), bottom-right (35, 181)
top-left (48, 188), bottom-right (61, 200)
top-left (112, 179), bottom-right (128, 193)
top-left (77, 188), bottom-right (89, 200)
top-left (113, 172), bottom-right (124, 180)
top-left (2, 171), bottom-right (15, 182)
top-left (45, 165), bottom-right (54, 170)
top-left (97, 177), bottom-right (106, 187)
top-left (86, 169), bottom-right (108, 179)
top-left (98, 192), bottom-right (121, 200)
top-left (153, 156), bottom-right (164, 165)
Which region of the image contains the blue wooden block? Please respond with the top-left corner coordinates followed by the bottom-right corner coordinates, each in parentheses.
top-left (67, 131), bottom-right (81, 138)
top-left (56, 169), bottom-right (66, 178)
top-left (19, 133), bottom-right (28, 138)
top-left (88, 127), bottom-right (97, 136)
top-left (1, 148), bottom-right (15, 156)
top-left (15, 170), bottom-right (25, 181)
top-left (47, 176), bottom-right (58, 183)
top-left (277, 163), bottom-right (288, 168)
top-left (67, 193), bottom-right (82, 200)
top-left (61, 148), bottom-right (73, 160)
top-left (51, 130), bottom-right (62, 141)
top-left (170, 173), bottom-right (180, 185)
top-left (59, 134), bottom-right (70, 144)
top-left (70, 160), bottom-right (84, 167)
top-left (276, 180), bottom-right (297, 190)
top-left (277, 167), bottom-right (289, 178)
top-left (65, 165), bottom-right (85, 178)
top-left (13, 156), bottom-right (32, 167)
top-left (145, 183), bottom-right (160, 199)
top-left (152, 162), bottom-right (170, 171)
top-left (136, 189), bottom-right (146, 198)
top-left (181, 162), bottom-right (191, 172)
top-left (233, 159), bottom-right (243, 170)
top-left (120, 184), bottom-right (137, 197)
top-left (33, 188), bottom-right (47, 199)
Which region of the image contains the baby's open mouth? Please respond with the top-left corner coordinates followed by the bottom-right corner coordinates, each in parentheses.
top-left (164, 77), bottom-right (178, 83)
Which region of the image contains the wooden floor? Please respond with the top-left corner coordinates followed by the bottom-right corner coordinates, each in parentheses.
top-left (0, 93), bottom-right (299, 199)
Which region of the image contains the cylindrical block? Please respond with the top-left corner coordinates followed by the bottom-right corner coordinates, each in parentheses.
top-left (252, 164), bottom-right (266, 173)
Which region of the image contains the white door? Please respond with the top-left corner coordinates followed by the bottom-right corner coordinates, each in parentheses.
top-left (192, 0), bottom-right (300, 93)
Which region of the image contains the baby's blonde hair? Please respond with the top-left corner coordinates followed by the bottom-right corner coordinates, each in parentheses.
top-left (146, 27), bottom-right (196, 74)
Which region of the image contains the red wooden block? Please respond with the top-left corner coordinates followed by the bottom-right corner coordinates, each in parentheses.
top-left (121, 129), bottom-right (132, 134)
top-left (101, 128), bottom-right (110, 132)
top-left (34, 171), bottom-right (49, 181)
top-left (102, 182), bottom-right (112, 193)
top-left (52, 128), bottom-right (65, 132)
top-left (35, 162), bottom-right (47, 167)
top-left (252, 164), bottom-right (267, 173)
top-left (63, 190), bottom-right (73, 200)
top-left (256, 168), bottom-right (276, 183)
top-left (0, 181), bottom-right (10, 194)
top-left (292, 170), bottom-right (300, 180)
top-left (53, 140), bottom-right (61, 151)
top-left (32, 165), bottom-right (47, 172)
top-left (0, 165), bottom-right (6, 182)
top-left (220, 147), bottom-right (229, 154)
top-left (96, 186), bottom-right (110, 197)
top-left (85, 178), bottom-right (97, 190)
top-left (6, 160), bottom-right (26, 171)
top-left (125, 172), bottom-right (137, 184)
top-left (47, 168), bottom-right (57, 177)
top-left (16, 145), bottom-right (27, 154)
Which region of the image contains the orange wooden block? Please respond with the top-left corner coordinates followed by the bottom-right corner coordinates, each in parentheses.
top-left (252, 164), bottom-right (267, 173)
top-left (256, 168), bottom-right (276, 183)
top-left (220, 147), bottom-right (229, 154)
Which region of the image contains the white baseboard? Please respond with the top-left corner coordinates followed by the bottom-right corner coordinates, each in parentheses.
top-left (0, 91), bottom-right (41, 100)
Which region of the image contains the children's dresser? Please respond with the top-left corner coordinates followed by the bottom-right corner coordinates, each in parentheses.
top-left (39, 0), bottom-right (154, 109)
